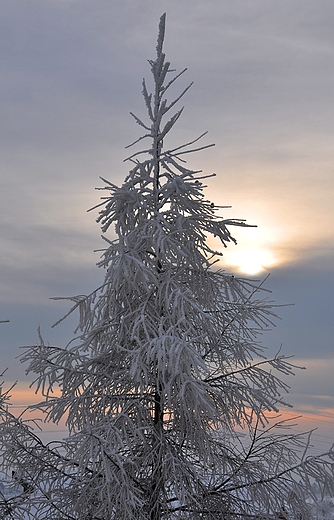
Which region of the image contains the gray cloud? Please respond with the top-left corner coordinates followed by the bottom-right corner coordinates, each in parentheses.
top-left (1, 1), bottom-right (333, 443)
top-left (261, 257), bottom-right (334, 360)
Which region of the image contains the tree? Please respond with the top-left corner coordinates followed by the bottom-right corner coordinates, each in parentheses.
top-left (0, 13), bottom-right (333, 520)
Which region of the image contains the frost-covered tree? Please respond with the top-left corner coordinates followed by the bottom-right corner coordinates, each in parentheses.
top-left (0, 13), bottom-right (333, 520)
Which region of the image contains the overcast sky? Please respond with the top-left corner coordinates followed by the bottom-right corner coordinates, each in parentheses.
top-left (1, 0), bottom-right (333, 450)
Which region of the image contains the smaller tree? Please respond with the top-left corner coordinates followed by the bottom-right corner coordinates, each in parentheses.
top-left (0, 13), bottom-right (333, 520)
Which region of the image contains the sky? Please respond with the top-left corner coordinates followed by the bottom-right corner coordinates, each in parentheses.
top-left (0, 0), bottom-right (333, 451)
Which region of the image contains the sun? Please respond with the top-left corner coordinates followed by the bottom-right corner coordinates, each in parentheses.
top-left (224, 248), bottom-right (277, 275)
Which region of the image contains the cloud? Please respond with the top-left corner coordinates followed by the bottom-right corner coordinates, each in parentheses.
top-left (0, 0), bottom-right (333, 451)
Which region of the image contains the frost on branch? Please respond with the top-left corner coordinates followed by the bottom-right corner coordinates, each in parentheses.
top-left (1, 13), bottom-right (334, 520)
